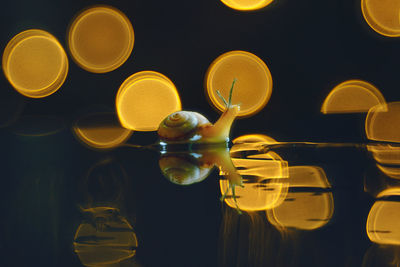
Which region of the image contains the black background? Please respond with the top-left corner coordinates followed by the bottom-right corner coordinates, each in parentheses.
top-left (0, 0), bottom-right (398, 266)
top-left (1, 0), bottom-right (399, 143)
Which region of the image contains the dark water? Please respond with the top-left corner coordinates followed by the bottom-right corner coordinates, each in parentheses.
top-left (1, 127), bottom-right (398, 267)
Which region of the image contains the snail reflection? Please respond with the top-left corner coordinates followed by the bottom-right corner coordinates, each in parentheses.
top-left (159, 145), bottom-right (242, 188)
top-left (158, 134), bottom-right (290, 213)
top-left (74, 158), bottom-right (139, 266)
top-left (221, 136), bottom-right (289, 212)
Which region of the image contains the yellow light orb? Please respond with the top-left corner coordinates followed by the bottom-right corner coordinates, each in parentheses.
top-left (267, 166), bottom-right (333, 230)
top-left (321, 80), bottom-right (385, 114)
top-left (367, 200), bottom-right (400, 245)
top-left (116, 71), bottom-right (181, 131)
top-left (220, 148), bottom-right (288, 211)
top-left (68, 5), bottom-right (134, 73)
top-left (2, 29), bottom-right (68, 98)
top-left (366, 102), bottom-right (400, 143)
top-left (361, 0), bottom-right (400, 37)
top-left (205, 50), bottom-right (273, 117)
top-left (220, 0), bottom-right (274, 11)
top-left (73, 112), bottom-right (133, 150)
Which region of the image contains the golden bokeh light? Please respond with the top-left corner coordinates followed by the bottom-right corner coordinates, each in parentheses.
top-left (377, 187), bottom-right (400, 198)
top-left (220, 0), bottom-right (274, 11)
top-left (220, 146), bottom-right (288, 211)
top-left (68, 5), bottom-right (134, 73)
top-left (233, 134), bottom-right (277, 144)
top-left (74, 207), bottom-right (138, 266)
top-left (361, 0), bottom-right (400, 37)
top-left (267, 166), bottom-right (334, 230)
top-left (368, 144), bottom-right (400, 165)
top-left (116, 71), bottom-right (181, 131)
top-left (376, 165), bottom-right (400, 179)
top-left (2, 29), bottom-right (68, 98)
top-left (73, 112), bottom-right (132, 150)
top-left (366, 102), bottom-right (400, 143)
top-left (205, 50), bottom-right (272, 117)
top-left (367, 200), bottom-right (400, 245)
top-left (368, 144), bottom-right (400, 179)
top-left (321, 80), bottom-right (385, 114)
top-left (231, 134), bottom-right (277, 155)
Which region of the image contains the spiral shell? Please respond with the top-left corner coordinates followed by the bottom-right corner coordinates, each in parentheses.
top-left (158, 111), bottom-right (210, 141)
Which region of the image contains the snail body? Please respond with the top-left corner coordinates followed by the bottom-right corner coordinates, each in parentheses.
top-left (158, 79), bottom-right (239, 144)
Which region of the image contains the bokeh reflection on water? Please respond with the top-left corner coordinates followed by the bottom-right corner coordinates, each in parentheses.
top-left (4, 127), bottom-right (400, 266)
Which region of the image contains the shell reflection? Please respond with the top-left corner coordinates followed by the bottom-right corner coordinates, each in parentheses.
top-left (361, 0), bottom-right (400, 37)
top-left (159, 152), bottom-right (213, 185)
top-left (366, 102), bottom-right (400, 143)
top-left (321, 80), bottom-right (385, 114)
top-left (159, 146), bottom-right (241, 186)
top-left (73, 112), bottom-right (132, 150)
top-left (116, 71), bottom-right (181, 131)
top-left (74, 207), bottom-right (138, 266)
top-left (2, 29), bottom-right (68, 98)
top-left (205, 51), bottom-right (272, 117)
top-left (68, 5), bottom-right (134, 73)
top-left (267, 166), bottom-right (334, 230)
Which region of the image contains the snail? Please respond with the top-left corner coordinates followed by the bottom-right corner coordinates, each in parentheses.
top-left (158, 79), bottom-right (240, 144)
top-left (158, 146), bottom-right (242, 186)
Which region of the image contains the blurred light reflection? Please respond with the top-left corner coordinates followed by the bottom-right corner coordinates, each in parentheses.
top-left (116, 71), bottom-right (181, 131)
top-left (220, 140), bottom-right (289, 211)
top-left (68, 5), bottom-right (134, 73)
top-left (74, 207), bottom-right (138, 266)
top-left (267, 166), bottom-right (334, 230)
top-left (321, 80), bottom-right (385, 114)
top-left (205, 51), bottom-right (272, 117)
top-left (73, 112), bottom-right (132, 150)
top-left (367, 200), bottom-right (400, 245)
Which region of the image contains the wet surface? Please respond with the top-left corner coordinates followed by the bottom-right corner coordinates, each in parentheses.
top-left (1, 129), bottom-right (397, 267)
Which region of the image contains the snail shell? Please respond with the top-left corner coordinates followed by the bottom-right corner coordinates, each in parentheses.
top-left (157, 111), bottom-right (211, 141)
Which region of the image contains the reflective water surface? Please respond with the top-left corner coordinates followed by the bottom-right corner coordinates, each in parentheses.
top-left (2, 127), bottom-right (399, 267)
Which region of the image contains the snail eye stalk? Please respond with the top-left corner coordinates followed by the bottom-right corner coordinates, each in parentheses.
top-left (216, 78), bottom-right (237, 108)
